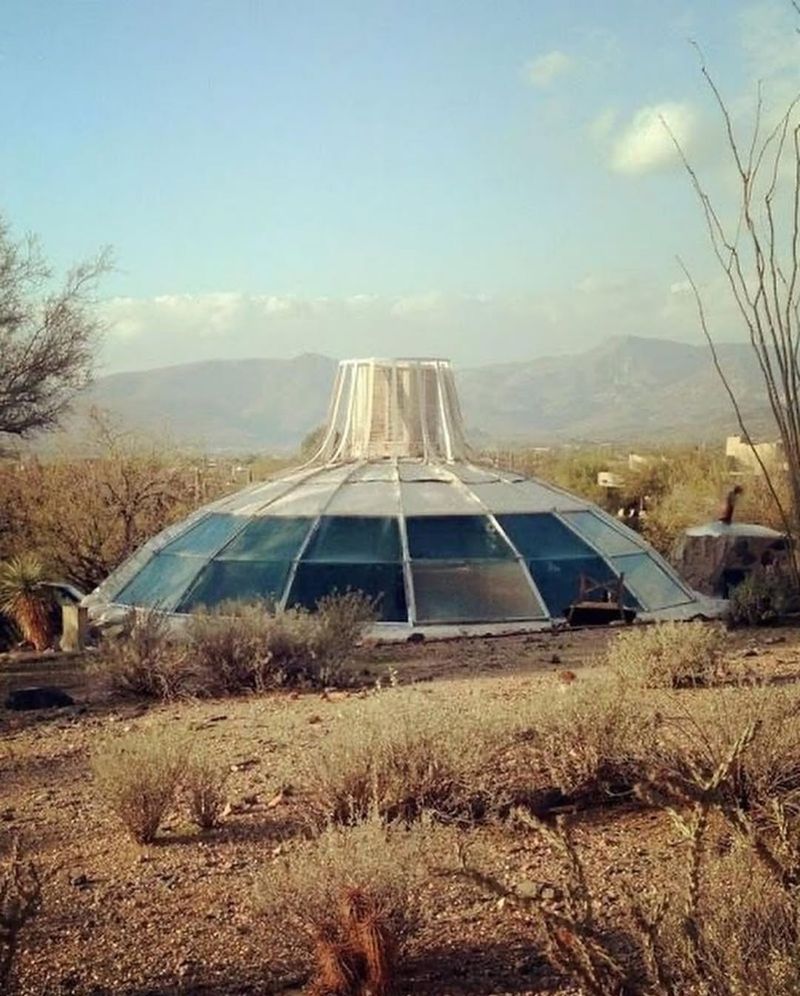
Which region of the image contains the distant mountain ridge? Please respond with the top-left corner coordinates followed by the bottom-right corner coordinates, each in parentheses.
top-left (82, 336), bottom-right (773, 450)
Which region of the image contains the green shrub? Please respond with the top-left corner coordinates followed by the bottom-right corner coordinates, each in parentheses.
top-left (93, 729), bottom-right (189, 844)
top-left (94, 608), bottom-right (198, 701)
top-left (728, 568), bottom-right (793, 627)
top-left (608, 620), bottom-right (727, 688)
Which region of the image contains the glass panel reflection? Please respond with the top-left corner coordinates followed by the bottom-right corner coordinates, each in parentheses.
top-left (561, 511), bottom-right (642, 556)
top-left (217, 516), bottom-right (312, 561)
top-left (162, 513), bottom-right (243, 557)
top-left (498, 513), bottom-right (595, 560)
top-left (406, 516), bottom-right (514, 560)
top-left (412, 561), bottom-right (543, 623)
top-left (177, 560), bottom-right (291, 611)
top-left (303, 517), bottom-right (401, 563)
top-left (612, 553), bottom-right (690, 609)
top-left (116, 554), bottom-right (204, 609)
top-left (527, 555), bottom-right (638, 618)
top-left (288, 563), bottom-right (408, 622)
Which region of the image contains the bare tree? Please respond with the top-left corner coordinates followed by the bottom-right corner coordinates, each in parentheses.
top-left (668, 35), bottom-right (800, 567)
top-left (0, 216), bottom-right (111, 439)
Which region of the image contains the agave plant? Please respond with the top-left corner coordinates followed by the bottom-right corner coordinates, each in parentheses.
top-left (0, 555), bottom-right (55, 651)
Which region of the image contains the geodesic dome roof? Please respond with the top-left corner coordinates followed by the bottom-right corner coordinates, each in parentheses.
top-left (85, 358), bottom-right (711, 635)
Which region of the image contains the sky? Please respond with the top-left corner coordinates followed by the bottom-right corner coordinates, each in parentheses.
top-left (2, 0), bottom-right (799, 373)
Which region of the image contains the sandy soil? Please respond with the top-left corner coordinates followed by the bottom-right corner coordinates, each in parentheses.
top-left (2, 623), bottom-right (800, 996)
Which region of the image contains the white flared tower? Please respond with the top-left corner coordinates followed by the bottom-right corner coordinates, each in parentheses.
top-left (85, 357), bottom-right (716, 636)
top-left (312, 358), bottom-right (467, 462)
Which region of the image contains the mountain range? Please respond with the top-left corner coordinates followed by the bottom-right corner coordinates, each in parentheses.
top-left (82, 336), bottom-right (774, 451)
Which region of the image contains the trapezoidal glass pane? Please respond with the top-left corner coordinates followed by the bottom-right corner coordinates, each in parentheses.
top-left (412, 561), bottom-right (544, 623)
top-left (612, 553), bottom-right (691, 610)
top-left (115, 554), bottom-right (204, 610)
top-left (527, 555), bottom-right (639, 619)
top-left (303, 517), bottom-right (402, 563)
top-left (287, 563), bottom-right (408, 622)
top-left (406, 515), bottom-right (514, 560)
top-left (161, 513), bottom-right (243, 557)
top-left (216, 516), bottom-right (312, 561)
top-left (177, 560), bottom-right (291, 612)
top-left (498, 513), bottom-right (597, 560)
top-left (561, 511), bottom-right (643, 556)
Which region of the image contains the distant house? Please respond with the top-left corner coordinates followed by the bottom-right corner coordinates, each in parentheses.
top-left (725, 435), bottom-right (784, 474)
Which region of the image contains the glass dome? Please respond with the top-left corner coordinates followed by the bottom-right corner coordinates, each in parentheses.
top-left (85, 359), bottom-right (713, 635)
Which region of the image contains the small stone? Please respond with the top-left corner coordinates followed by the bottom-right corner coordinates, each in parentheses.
top-left (550, 654), bottom-right (561, 664)
top-left (308, 714), bottom-right (322, 724)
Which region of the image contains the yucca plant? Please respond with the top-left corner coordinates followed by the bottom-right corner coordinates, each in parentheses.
top-left (0, 555), bottom-right (55, 651)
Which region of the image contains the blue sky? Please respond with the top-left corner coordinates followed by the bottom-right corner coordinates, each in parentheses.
top-left (2, 1), bottom-right (799, 371)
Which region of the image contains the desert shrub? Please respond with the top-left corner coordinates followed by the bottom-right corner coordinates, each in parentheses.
top-left (311, 591), bottom-right (377, 686)
top-left (94, 609), bottom-right (199, 700)
top-left (308, 690), bottom-right (503, 825)
top-left (608, 620), bottom-right (727, 688)
top-left (93, 729), bottom-right (189, 844)
top-left (457, 740), bottom-right (800, 996)
top-left (184, 752), bottom-right (229, 830)
top-left (188, 602), bottom-right (278, 694)
top-left (257, 813), bottom-right (437, 995)
top-left (518, 675), bottom-right (662, 808)
top-left (728, 568), bottom-right (794, 627)
top-left (188, 593), bottom-right (376, 694)
top-left (659, 685), bottom-right (800, 813)
top-left (0, 838), bottom-right (43, 993)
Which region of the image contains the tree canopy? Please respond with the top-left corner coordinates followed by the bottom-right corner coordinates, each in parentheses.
top-left (0, 217), bottom-right (110, 439)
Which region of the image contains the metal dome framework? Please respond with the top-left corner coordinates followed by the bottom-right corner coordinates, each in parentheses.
top-left (86, 358), bottom-right (710, 636)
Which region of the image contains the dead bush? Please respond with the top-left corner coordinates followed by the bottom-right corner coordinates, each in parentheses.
top-left (93, 728), bottom-right (189, 844)
top-left (184, 752), bottom-right (229, 830)
top-left (0, 838), bottom-right (43, 993)
top-left (257, 814), bottom-right (437, 995)
top-left (608, 620), bottom-right (728, 688)
top-left (94, 609), bottom-right (198, 701)
top-left (655, 684), bottom-right (800, 814)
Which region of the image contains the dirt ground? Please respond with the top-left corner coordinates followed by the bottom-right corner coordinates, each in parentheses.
top-left (2, 623), bottom-right (800, 996)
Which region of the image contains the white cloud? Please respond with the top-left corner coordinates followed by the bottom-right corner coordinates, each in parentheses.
top-left (97, 275), bottom-right (751, 376)
top-left (524, 50), bottom-right (573, 87)
top-left (610, 102), bottom-right (697, 175)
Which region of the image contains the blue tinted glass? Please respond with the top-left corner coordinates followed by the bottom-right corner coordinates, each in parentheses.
top-left (406, 516), bottom-right (514, 560)
top-left (612, 553), bottom-right (690, 610)
top-left (177, 560), bottom-right (290, 611)
top-left (528, 556), bottom-right (639, 618)
top-left (287, 563), bottom-right (408, 622)
top-left (162, 514), bottom-right (243, 557)
top-left (303, 517), bottom-right (401, 563)
top-left (116, 554), bottom-right (204, 609)
top-left (217, 517), bottom-right (312, 561)
top-left (498, 514), bottom-right (595, 560)
top-left (412, 562), bottom-right (544, 623)
top-left (561, 511), bottom-right (642, 556)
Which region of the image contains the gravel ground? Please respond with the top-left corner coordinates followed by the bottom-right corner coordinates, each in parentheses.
top-left (2, 623), bottom-right (800, 996)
